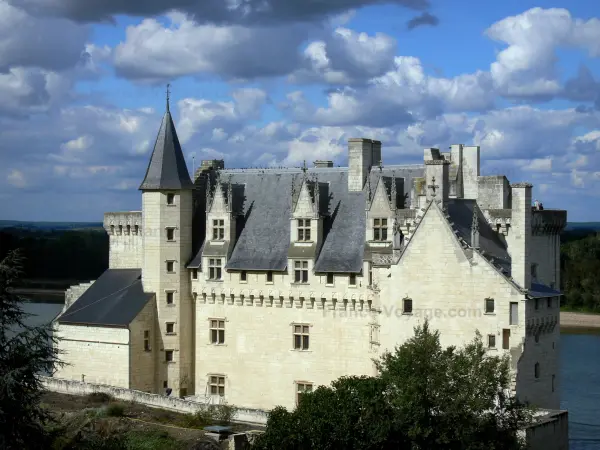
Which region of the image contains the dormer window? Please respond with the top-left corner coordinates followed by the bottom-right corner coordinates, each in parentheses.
top-left (297, 219), bottom-right (311, 241)
top-left (212, 219), bottom-right (225, 240)
top-left (294, 260), bottom-right (309, 283)
top-left (166, 193), bottom-right (175, 205)
top-left (373, 218), bottom-right (388, 241)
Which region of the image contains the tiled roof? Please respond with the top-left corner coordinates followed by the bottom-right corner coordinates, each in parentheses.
top-left (58, 269), bottom-right (153, 327)
top-left (190, 165), bottom-right (424, 273)
top-left (139, 109), bottom-right (193, 191)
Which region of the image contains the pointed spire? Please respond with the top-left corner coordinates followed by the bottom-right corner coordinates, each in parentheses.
top-left (139, 85), bottom-right (193, 191)
top-left (166, 83), bottom-right (171, 113)
top-left (391, 171), bottom-right (397, 211)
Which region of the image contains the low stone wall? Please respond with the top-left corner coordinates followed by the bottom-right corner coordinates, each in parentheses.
top-left (41, 376), bottom-right (268, 425)
top-left (525, 410), bottom-right (569, 450)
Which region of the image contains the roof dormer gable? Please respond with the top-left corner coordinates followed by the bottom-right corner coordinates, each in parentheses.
top-left (207, 175), bottom-right (232, 215)
top-left (292, 175), bottom-right (319, 218)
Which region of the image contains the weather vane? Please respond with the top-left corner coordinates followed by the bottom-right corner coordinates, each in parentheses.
top-left (166, 83), bottom-right (171, 112)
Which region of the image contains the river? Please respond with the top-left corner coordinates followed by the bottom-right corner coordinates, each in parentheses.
top-left (19, 303), bottom-right (600, 448)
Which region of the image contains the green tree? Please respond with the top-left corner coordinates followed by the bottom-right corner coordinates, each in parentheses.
top-left (253, 322), bottom-right (532, 450)
top-left (0, 250), bottom-right (62, 449)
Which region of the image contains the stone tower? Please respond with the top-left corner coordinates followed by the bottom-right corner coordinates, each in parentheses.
top-left (139, 89), bottom-right (194, 396)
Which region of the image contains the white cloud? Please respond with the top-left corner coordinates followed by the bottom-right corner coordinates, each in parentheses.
top-left (7, 169), bottom-right (27, 188)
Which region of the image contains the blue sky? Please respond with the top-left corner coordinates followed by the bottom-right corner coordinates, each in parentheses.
top-left (0, 0), bottom-right (599, 221)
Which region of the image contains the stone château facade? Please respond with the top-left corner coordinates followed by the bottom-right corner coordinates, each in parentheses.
top-left (54, 98), bottom-right (567, 412)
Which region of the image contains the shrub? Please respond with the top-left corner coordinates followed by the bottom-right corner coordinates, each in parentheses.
top-left (104, 403), bottom-right (125, 417)
top-left (85, 393), bottom-right (113, 404)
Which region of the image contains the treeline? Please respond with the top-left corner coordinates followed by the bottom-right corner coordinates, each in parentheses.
top-left (561, 230), bottom-right (600, 312)
top-left (0, 227), bottom-right (108, 285)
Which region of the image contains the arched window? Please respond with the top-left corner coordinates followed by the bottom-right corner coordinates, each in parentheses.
top-left (534, 362), bottom-right (540, 379)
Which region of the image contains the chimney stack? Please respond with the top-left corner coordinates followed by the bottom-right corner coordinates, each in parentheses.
top-left (348, 138), bottom-right (380, 192)
top-left (510, 183), bottom-right (533, 290)
top-left (423, 148), bottom-right (450, 205)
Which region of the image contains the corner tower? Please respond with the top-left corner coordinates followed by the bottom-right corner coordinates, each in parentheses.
top-left (139, 87), bottom-right (194, 397)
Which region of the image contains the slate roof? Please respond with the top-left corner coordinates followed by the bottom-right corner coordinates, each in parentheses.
top-left (528, 283), bottom-right (562, 298)
top-left (58, 269), bottom-right (154, 327)
top-left (446, 199), bottom-right (512, 275)
top-left (191, 165), bottom-right (424, 273)
top-left (139, 107), bottom-right (194, 191)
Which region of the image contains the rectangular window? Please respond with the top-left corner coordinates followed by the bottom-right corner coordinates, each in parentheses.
top-left (143, 330), bottom-right (151, 352)
top-left (209, 375), bottom-right (225, 396)
top-left (349, 273), bottom-right (356, 286)
top-left (488, 334), bottom-right (496, 348)
top-left (368, 263), bottom-right (373, 286)
top-left (212, 219), bottom-right (225, 240)
top-left (266, 271), bottom-right (273, 283)
top-left (165, 350), bottom-right (174, 362)
top-left (485, 298), bottom-right (495, 314)
top-left (293, 324), bottom-right (310, 350)
top-left (296, 382), bottom-right (313, 405)
top-left (210, 319), bottom-right (225, 344)
top-left (166, 193), bottom-right (175, 205)
top-left (502, 329), bottom-right (510, 350)
top-left (531, 263), bottom-right (538, 280)
top-left (166, 228), bottom-right (175, 241)
top-left (552, 374), bottom-right (555, 392)
top-left (294, 260), bottom-right (309, 283)
top-left (403, 298), bottom-right (413, 314)
top-left (163, 380), bottom-right (168, 389)
top-left (166, 292), bottom-right (174, 305)
top-left (535, 298), bottom-right (540, 310)
top-left (509, 302), bottom-right (519, 325)
top-left (297, 219), bottom-right (311, 241)
top-left (126, 225), bottom-right (131, 235)
top-left (208, 258), bottom-right (222, 280)
top-left (166, 260), bottom-right (175, 273)
top-left (547, 297), bottom-right (552, 308)
top-left (373, 218), bottom-right (388, 241)
top-left (240, 271), bottom-right (247, 282)
top-left (166, 323), bottom-right (175, 334)
top-left (192, 269), bottom-right (198, 280)
top-left (326, 272), bottom-right (334, 285)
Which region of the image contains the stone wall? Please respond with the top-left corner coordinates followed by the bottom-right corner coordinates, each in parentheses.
top-left (129, 298), bottom-right (157, 392)
top-left (53, 324), bottom-right (130, 387)
top-left (40, 376), bottom-right (268, 425)
top-left (63, 281), bottom-right (95, 314)
top-left (524, 410), bottom-right (569, 450)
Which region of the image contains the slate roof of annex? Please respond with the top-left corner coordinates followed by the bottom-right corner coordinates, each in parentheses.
top-left (189, 165), bottom-right (425, 273)
top-left (58, 269), bottom-right (153, 327)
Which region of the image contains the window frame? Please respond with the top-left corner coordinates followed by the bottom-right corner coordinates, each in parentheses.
top-left (209, 375), bottom-right (226, 396)
top-left (294, 260), bottom-right (309, 284)
top-left (166, 322), bottom-right (175, 335)
top-left (402, 297), bottom-right (413, 314)
top-left (326, 272), bottom-right (334, 286)
top-left (143, 330), bottom-right (151, 352)
top-left (297, 219), bottom-right (311, 242)
top-left (209, 319), bottom-right (226, 345)
top-left (373, 218), bottom-right (388, 241)
top-left (296, 382), bottom-right (313, 405)
top-left (166, 193), bottom-right (175, 205)
top-left (212, 219), bottom-right (225, 240)
top-left (534, 362), bottom-right (540, 379)
top-left (166, 292), bottom-right (174, 305)
top-left (484, 297), bottom-right (495, 314)
top-left (488, 334), bottom-right (496, 349)
top-left (266, 271), bottom-right (274, 283)
top-left (240, 271), bottom-right (247, 283)
top-left (165, 350), bottom-right (174, 363)
top-left (166, 260), bottom-right (175, 273)
top-left (166, 227), bottom-right (175, 241)
top-left (208, 258), bottom-right (222, 281)
top-left (349, 273), bottom-right (357, 286)
top-left (293, 324), bottom-right (310, 350)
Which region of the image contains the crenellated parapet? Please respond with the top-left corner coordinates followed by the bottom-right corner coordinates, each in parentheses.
top-left (531, 210), bottom-right (567, 235)
top-left (104, 211), bottom-right (143, 235)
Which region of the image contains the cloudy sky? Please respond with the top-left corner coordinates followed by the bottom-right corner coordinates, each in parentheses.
top-left (1, 0), bottom-right (599, 221)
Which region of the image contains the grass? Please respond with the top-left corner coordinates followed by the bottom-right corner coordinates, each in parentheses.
top-left (124, 430), bottom-right (184, 450)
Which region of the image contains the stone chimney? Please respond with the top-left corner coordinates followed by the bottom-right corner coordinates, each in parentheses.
top-left (348, 138), bottom-right (380, 192)
top-left (510, 183), bottom-right (532, 290)
top-left (462, 145), bottom-right (480, 200)
top-left (423, 148), bottom-right (450, 205)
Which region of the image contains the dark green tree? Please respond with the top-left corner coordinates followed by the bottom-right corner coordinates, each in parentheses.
top-left (253, 321), bottom-right (532, 450)
top-left (0, 250), bottom-right (62, 449)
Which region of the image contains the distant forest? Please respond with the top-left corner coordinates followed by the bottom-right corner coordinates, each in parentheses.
top-left (0, 227), bottom-right (108, 287)
top-left (0, 223), bottom-right (598, 312)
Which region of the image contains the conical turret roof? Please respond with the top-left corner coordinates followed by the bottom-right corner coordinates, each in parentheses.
top-left (139, 97), bottom-right (193, 191)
